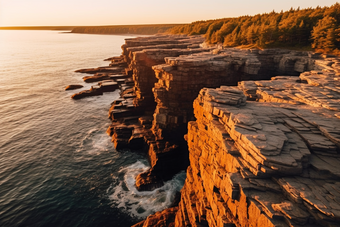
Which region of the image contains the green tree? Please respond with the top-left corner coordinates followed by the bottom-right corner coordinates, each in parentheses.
top-left (311, 16), bottom-right (338, 51)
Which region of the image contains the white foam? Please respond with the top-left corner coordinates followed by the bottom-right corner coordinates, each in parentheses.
top-left (77, 129), bottom-right (111, 155)
top-left (107, 161), bottom-right (186, 218)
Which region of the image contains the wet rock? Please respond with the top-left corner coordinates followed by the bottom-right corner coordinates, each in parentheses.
top-left (131, 207), bottom-right (178, 227)
top-left (98, 81), bottom-right (119, 92)
top-left (75, 66), bottom-right (125, 74)
top-left (65, 84), bottom-right (83, 90)
top-left (71, 87), bottom-right (103, 99)
top-left (83, 73), bottom-right (111, 83)
top-left (135, 170), bottom-right (164, 191)
top-left (104, 55), bottom-right (124, 62)
top-left (109, 74), bottom-right (130, 80)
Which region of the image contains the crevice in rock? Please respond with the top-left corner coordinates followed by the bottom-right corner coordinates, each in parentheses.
top-left (102, 35), bottom-right (340, 226)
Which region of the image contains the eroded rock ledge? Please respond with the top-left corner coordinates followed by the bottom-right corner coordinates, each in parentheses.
top-left (107, 34), bottom-right (326, 192)
top-left (135, 61), bottom-right (340, 226)
top-left (96, 34), bottom-right (340, 226)
top-left (173, 68), bottom-right (340, 226)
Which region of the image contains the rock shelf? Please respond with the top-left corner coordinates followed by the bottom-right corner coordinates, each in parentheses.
top-left (108, 35), bottom-right (211, 190)
top-left (169, 69), bottom-right (340, 227)
top-left (71, 56), bottom-right (129, 99)
top-left (108, 35), bottom-right (328, 192)
top-left (65, 84), bottom-right (83, 90)
top-left (103, 35), bottom-right (340, 227)
top-left (71, 34), bottom-right (340, 226)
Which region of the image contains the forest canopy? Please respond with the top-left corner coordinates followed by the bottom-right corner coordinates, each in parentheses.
top-left (71, 24), bottom-right (182, 35)
top-left (167, 3), bottom-right (340, 54)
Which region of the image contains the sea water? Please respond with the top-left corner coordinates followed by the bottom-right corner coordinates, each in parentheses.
top-left (0, 30), bottom-right (185, 227)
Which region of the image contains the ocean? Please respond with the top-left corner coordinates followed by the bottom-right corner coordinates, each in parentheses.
top-left (0, 30), bottom-right (185, 227)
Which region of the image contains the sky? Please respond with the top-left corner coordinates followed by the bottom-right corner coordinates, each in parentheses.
top-left (0, 0), bottom-right (339, 26)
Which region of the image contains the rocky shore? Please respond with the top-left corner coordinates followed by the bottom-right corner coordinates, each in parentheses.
top-left (73, 34), bottom-right (340, 226)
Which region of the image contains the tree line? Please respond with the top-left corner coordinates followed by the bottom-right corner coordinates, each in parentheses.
top-left (167, 3), bottom-right (340, 54)
top-left (71, 24), bottom-right (182, 35)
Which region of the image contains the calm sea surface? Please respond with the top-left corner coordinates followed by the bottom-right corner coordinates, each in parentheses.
top-left (0, 30), bottom-right (185, 227)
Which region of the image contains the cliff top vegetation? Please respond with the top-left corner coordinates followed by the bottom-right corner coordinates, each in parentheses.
top-left (167, 3), bottom-right (340, 54)
top-left (71, 24), bottom-right (184, 35)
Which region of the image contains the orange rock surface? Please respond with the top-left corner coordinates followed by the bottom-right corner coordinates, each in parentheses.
top-left (132, 207), bottom-right (178, 227)
top-left (173, 66), bottom-right (340, 227)
top-left (99, 35), bottom-right (340, 226)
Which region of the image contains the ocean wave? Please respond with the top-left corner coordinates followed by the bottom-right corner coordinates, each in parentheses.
top-left (76, 129), bottom-right (111, 155)
top-left (107, 161), bottom-right (186, 219)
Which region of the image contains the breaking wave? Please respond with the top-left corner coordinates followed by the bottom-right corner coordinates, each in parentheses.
top-left (107, 161), bottom-right (186, 218)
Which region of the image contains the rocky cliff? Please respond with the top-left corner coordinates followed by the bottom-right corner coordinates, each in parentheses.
top-left (108, 35), bottom-right (209, 190)
top-left (135, 58), bottom-right (340, 227)
top-left (104, 35), bottom-right (340, 226)
top-left (108, 35), bottom-right (321, 190)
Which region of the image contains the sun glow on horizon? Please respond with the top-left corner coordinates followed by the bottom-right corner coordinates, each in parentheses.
top-left (1, 0), bottom-right (339, 26)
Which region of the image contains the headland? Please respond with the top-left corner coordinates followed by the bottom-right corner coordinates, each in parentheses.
top-left (71, 33), bottom-right (340, 227)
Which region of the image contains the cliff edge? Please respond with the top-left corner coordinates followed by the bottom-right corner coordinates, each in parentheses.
top-left (99, 35), bottom-right (340, 226)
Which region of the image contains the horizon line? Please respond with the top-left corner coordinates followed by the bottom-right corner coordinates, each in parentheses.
top-left (0, 23), bottom-right (188, 28)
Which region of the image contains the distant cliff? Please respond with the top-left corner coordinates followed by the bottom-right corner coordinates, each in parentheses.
top-left (71, 24), bottom-right (184, 35)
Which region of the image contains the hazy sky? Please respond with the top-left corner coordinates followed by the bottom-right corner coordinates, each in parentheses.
top-left (0, 0), bottom-right (338, 26)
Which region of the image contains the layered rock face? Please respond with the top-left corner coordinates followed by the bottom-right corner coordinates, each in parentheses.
top-left (95, 35), bottom-right (340, 226)
top-left (109, 35), bottom-right (210, 189)
top-left (151, 47), bottom-right (318, 138)
top-left (108, 35), bottom-right (331, 192)
top-left (172, 64), bottom-right (340, 226)
top-left (121, 35), bottom-right (206, 110)
top-left (145, 48), bottom-right (317, 191)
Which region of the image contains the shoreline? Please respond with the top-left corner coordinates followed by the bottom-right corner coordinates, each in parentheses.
top-left (73, 34), bottom-right (340, 227)
top-left (66, 31), bottom-right (151, 37)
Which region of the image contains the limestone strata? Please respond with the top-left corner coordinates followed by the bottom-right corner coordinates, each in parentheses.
top-left (107, 35), bottom-right (209, 190)
top-left (122, 35), bottom-right (206, 110)
top-left (108, 35), bottom-right (335, 192)
top-left (151, 47), bottom-right (318, 141)
top-left (171, 68), bottom-right (340, 227)
top-left (84, 35), bottom-right (340, 226)
top-left (144, 48), bottom-right (318, 192)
